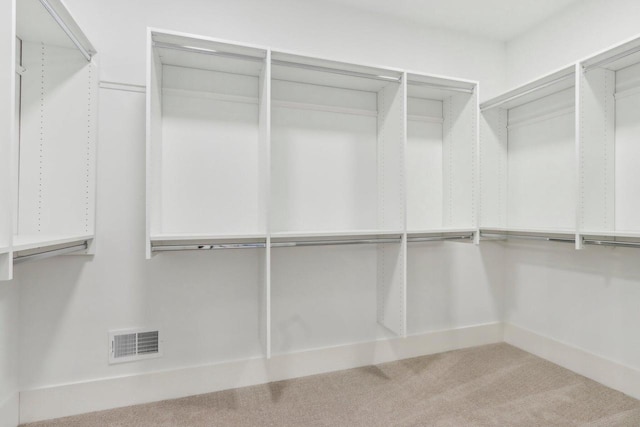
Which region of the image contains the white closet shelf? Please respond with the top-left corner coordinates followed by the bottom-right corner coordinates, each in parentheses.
top-left (579, 230), bottom-right (640, 239)
top-left (480, 65), bottom-right (575, 111)
top-left (12, 234), bottom-right (94, 252)
top-left (150, 233), bottom-right (267, 242)
top-left (270, 230), bottom-right (403, 240)
top-left (407, 228), bottom-right (476, 236)
top-left (582, 36), bottom-right (640, 71)
top-left (480, 227), bottom-right (576, 236)
top-left (0, 246), bottom-right (11, 255)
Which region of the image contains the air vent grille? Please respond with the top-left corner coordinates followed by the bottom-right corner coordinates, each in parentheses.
top-left (109, 329), bottom-right (161, 364)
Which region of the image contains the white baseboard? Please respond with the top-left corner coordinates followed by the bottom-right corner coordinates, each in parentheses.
top-left (19, 322), bottom-right (503, 423)
top-left (0, 393), bottom-right (19, 427)
top-left (504, 323), bottom-right (640, 400)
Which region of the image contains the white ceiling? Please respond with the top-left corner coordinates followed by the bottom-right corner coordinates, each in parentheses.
top-left (323, 0), bottom-right (583, 41)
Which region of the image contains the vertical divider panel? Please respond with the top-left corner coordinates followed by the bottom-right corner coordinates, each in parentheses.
top-left (0, 0), bottom-right (15, 280)
top-left (260, 51), bottom-right (272, 358)
top-left (443, 91), bottom-right (477, 229)
top-left (145, 30), bottom-right (163, 259)
top-left (577, 64), bottom-right (616, 248)
top-left (84, 57), bottom-right (99, 254)
top-left (376, 74), bottom-right (406, 336)
top-left (575, 64), bottom-right (583, 249)
top-left (473, 85), bottom-right (481, 244)
top-left (479, 108), bottom-right (508, 229)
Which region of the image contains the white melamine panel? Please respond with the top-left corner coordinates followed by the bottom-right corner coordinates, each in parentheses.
top-left (407, 241), bottom-right (503, 335)
top-left (443, 92), bottom-right (477, 228)
top-left (18, 41), bottom-right (97, 237)
top-left (579, 57), bottom-right (640, 236)
top-left (377, 241), bottom-right (406, 336)
top-left (407, 75), bottom-right (477, 232)
top-left (0, 0), bottom-right (13, 280)
top-left (160, 66), bottom-right (262, 235)
top-left (614, 90), bottom-right (640, 232)
top-left (506, 88), bottom-right (576, 230)
top-left (406, 116), bottom-right (443, 230)
top-left (258, 51), bottom-right (271, 357)
top-left (480, 108), bottom-right (508, 228)
top-left (377, 80), bottom-right (405, 232)
top-left (578, 67), bottom-right (615, 233)
top-left (147, 48), bottom-right (163, 254)
top-left (271, 81), bottom-right (378, 233)
top-left (270, 245), bottom-right (394, 354)
top-left (17, 0), bottom-right (76, 50)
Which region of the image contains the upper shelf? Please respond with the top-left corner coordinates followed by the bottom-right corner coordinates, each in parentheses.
top-left (271, 51), bottom-right (402, 93)
top-left (17, 0), bottom-right (95, 61)
top-left (406, 72), bottom-right (476, 100)
top-left (151, 31), bottom-right (267, 77)
top-left (581, 36), bottom-right (640, 71)
top-left (481, 65), bottom-right (575, 111)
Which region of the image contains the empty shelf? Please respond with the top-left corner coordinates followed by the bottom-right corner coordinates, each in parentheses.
top-left (12, 234), bottom-right (93, 252)
top-left (150, 233), bottom-right (267, 242)
top-left (271, 229), bottom-right (403, 240)
top-left (579, 230), bottom-right (640, 239)
top-left (407, 227), bottom-right (477, 236)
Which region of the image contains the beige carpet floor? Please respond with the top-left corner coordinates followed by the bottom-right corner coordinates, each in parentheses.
top-left (22, 343), bottom-right (640, 427)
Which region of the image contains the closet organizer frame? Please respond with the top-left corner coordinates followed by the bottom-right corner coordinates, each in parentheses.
top-left (479, 65), bottom-right (582, 248)
top-left (578, 35), bottom-right (640, 249)
top-left (0, 0), bottom-right (98, 281)
top-left (479, 33), bottom-right (640, 250)
top-left (145, 28), bottom-right (481, 357)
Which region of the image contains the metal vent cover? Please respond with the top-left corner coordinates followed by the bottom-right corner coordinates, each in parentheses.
top-left (109, 329), bottom-right (161, 364)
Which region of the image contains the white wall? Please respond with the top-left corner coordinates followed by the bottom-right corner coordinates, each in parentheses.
top-left (15, 0), bottom-right (506, 402)
top-left (65, 0), bottom-right (507, 100)
top-left (504, 241), bottom-right (640, 368)
top-left (504, 0), bottom-right (640, 372)
top-left (507, 0), bottom-right (640, 88)
top-left (0, 280), bottom-right (19, 427)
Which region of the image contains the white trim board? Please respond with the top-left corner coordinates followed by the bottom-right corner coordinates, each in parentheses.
top-left (0, 393), bottom-right (19, 427)
top-left (504, 323), bottom-right (640, 401)
top-left (19, 322), bottom-right (503, 423)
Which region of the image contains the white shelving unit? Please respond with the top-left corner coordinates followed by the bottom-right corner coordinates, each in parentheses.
top-left (0, 0), bottom-right (98, 280)
top-left (146, 31), bottom-right (271, 356)
top-left (405, 73), bottom-right (478, 241)
top-left (480, 66), bottom-right (577, 241)
top-left (147, 29), bottom-right (481, 356)
top-left (270, 53), bottom-right (405, 236)
top-left (146, 32), bottom-right (269, 255)
top-left (578, 37), bottom-right (640, 247)
top-left (269, 53), bottom-right (407, 345)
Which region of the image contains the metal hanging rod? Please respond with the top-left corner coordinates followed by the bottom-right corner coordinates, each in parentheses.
top-left (583, 44), bottom-right (640, 71)
top-left (272, 238), bottom-right (401, 248)
top-left (153, 243), bottom-right (267, 252)
top-left (407, 80), bottom-right (474, 94)
top-left (272, 59), bottom-right (401, 83)
top-left (480, 232), bottom-right (575, 244)
top-left (39, 0), bottom-right (93, 62)
top-left (407, 234), bottom-right (474, 243)
top-left (14, 242), bottom-right (88, 264)
top-left (153, 41), bottom-right (264, 63)
top-left (582, 239), bottom-right (640, 248)
top-left (480, 73), bottom-right (575, 111)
